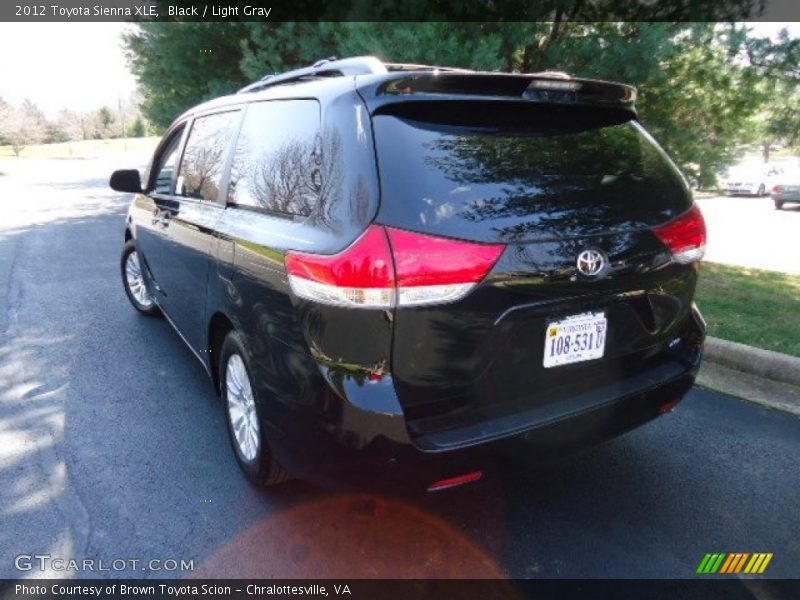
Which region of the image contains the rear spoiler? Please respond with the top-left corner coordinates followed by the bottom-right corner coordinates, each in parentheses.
top-left (358, 72), bottom-right (637, 113)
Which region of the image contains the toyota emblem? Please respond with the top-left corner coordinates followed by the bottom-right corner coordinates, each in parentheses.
top-left (576, 249), bottom-right (607, 277)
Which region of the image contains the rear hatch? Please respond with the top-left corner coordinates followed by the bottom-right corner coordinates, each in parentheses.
top-left (368, 88), bottom-right (702, 448)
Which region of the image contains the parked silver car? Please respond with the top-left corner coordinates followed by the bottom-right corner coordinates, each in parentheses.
top-left (726, 165), bottom-right (784, 196)
top-left (772, 179), bottom-right (800, 210)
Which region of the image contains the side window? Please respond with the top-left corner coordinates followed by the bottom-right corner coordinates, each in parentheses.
top-left (177, 111), bottom-right (240, 202)
top-left (150, 128), bottom-right (184, 195)
top-left (227, 100), bottom-right (321, 217)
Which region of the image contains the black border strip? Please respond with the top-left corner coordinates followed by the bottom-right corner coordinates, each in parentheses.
top-left (3, 0), bottom-right (800, 23)
top-left (1, 579), bottom-right (799, 600)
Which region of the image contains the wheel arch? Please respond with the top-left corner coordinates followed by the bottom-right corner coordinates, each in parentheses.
top-left (208, 311), bottom-right (236, 394)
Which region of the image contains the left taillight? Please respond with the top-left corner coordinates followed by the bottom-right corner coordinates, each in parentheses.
top-left (285, 225), bottom-right (505, 308)
top-left (653, 204), bottom-right (706, 265)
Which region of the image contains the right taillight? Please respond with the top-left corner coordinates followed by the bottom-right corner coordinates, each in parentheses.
top-left (653, 204), bottom-right (706, 264)
top-left (773, 185), bottom-right (782, 194)
top-left (285, 225), bottom-right (505, 308)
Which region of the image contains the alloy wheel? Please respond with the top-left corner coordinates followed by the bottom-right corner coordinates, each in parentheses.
top-left (125, 251), bottom-right (154, 309)
top-left (225, 353), bottom-right (260, 463)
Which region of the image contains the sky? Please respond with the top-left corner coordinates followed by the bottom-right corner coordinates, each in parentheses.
top-left (0, 21), bottom-right (797, 119)
top-left (0, 23), bottom-right (137, 118)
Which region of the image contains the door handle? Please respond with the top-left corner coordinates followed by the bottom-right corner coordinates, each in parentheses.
top-left (151, 210), bottom-right (171, 227)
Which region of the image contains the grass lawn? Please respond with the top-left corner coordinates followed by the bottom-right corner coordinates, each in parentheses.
top-left (696, 262), bottom-right (800, 357)
top-left (0, 137), bottom-right (159, 159)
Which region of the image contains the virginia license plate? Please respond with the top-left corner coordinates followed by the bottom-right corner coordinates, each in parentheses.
top-left (543, 312), bottom-right (607, 368)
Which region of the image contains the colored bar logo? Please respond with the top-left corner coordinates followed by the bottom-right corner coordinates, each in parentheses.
top-left (697, 552), bottom-right (773, 574)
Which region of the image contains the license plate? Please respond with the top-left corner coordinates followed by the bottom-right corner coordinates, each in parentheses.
top-left (543, 312), bottom-right (607, 368)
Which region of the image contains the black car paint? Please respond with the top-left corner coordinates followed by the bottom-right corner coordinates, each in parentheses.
top-left (121, 72), bottom-right (705, 487)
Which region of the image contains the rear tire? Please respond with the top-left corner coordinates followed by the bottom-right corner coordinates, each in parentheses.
top-left (757, 184), bottom-right (766, 197)
top-left (121, 241), bottom-right (160, 316)
top-left (774, 201), bottom-right (784, 210)
top-left (220, 330), bottom-right (291, 488)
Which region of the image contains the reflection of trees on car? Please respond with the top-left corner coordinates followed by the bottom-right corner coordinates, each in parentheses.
top-left (182, 140), bottom-right (226, 200)
top-left (249, 138), bottom-right (317, 216)
top-left (229, 129), bottom-right (343, 223)
top-left (418, 121), bottom-right (683, 241)
top-left (179, 115), bottom-right (236, 201)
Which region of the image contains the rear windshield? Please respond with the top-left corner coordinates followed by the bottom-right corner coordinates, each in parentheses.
top-left (372, 102), bottom-right (691, 243)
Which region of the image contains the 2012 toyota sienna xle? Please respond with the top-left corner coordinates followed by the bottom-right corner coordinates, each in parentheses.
top-left (110, 56), bottom-right (707, 490)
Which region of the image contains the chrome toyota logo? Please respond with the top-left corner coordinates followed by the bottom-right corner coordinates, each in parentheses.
top-left (576, 249), bottom-right (607, 277)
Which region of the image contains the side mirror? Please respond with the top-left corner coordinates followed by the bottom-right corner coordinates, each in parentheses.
top-left (109, 169), bottom-right (143, 194)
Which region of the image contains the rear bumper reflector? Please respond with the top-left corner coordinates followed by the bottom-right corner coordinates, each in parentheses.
top-left (659, 397), bottom-right (682, 413)
top-left (427, 471), bottom-right (483, 492)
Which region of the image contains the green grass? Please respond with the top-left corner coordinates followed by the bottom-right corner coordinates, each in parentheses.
top-left (0, 137), bottom-right (159, 159)
top-left (696, 262), bottom-right (800, 357)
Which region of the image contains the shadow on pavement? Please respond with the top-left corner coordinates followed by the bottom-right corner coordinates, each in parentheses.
top-left (1, 173), bottom-right (798, 580)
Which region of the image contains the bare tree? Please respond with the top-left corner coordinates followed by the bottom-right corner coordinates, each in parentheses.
top-left (0, 97), bottom-right (9, 145)
top-left (53, 109), bottom-right (84, 142)
top-left (0, 99), bottom-right (47, 156)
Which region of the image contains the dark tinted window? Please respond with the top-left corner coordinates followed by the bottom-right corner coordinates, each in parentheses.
top-left (227, 100), bottom-right (321, 217)
top-left (150, 128), bottom-right (183, 194)
top-left (177, 111), bottom-right (239, 201)
top-left (373, 102), bottom-right (691, 243)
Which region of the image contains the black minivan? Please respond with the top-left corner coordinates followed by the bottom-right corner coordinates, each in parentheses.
top-left (111, 56), bottom-right (706, 490)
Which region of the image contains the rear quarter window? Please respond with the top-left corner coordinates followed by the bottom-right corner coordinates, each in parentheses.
top-left (227, 99), bottom-right (322, 218)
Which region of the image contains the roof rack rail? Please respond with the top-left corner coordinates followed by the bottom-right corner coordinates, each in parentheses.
top-left (527, 70), bottom-right (573, 79)
top-left (384, 62), bottom-right (471, 73)
top-left (237, 55), bottom-right (388, 94)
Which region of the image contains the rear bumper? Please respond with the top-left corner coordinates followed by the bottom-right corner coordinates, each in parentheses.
top-left (771, 193), bottom-right (800, 202)
top-left (269, 306), bottom-right (705, 490)
top-left (271, 370), bottom-right (697, 491)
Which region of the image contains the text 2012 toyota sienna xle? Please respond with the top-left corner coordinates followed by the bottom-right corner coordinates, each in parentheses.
top-left (111, 57), bottom-right (706, 490)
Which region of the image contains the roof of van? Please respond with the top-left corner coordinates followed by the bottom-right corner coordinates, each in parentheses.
top-left (176, 56), bottom-right (637, 123)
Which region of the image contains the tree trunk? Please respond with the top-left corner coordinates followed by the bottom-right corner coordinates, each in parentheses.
top-left (762, 142), bottom-right (770, 163)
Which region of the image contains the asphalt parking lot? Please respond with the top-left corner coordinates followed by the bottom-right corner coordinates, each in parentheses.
top-left (0, 157), bottom-right (798, 579)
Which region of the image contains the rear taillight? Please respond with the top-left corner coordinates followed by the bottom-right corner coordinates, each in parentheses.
top-left (653, 204), bottom-right (706, 264)
top-left (285, 225), bottom-right (505, 308)
top-left (773, 185), bottom-right (782, 194)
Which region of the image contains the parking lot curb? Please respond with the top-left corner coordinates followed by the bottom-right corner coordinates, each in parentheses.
top-left (698, 337), bottom-right (800, 415)
top-left (703, 336), bottom-right (800, 387)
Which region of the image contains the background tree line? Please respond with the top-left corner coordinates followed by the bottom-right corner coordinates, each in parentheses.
top-left (0, 97), bottom-right (148, 156)
top-left (122, 20), bottom-right (799, 187)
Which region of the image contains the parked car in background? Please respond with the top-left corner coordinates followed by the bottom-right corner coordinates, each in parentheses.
top-left (110, 56), bottom-right (707, 490)
top-left (725, 164), bottom-right (784, 196)
top-left (772, 175), bottom-right (800, 210)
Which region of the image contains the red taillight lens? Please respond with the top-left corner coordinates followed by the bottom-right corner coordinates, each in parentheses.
top-left (285, 225), bottom-right (505, 308)
top-left (773, 186), bottom-right (782, 194)
top-left (653, 204), bottom-right (706, 264)
top-left (285, 226), bottom-right (395, 308)
top-left (387, 227), bottom-right (504, 306)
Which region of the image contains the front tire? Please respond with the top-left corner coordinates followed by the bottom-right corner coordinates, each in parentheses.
top-left (220, 330), bottom-right (291, 487)
top-left (121, 241), bottom-right (160, 316)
